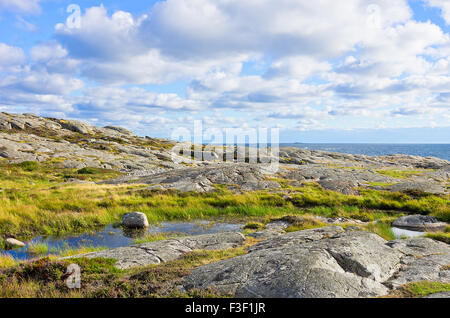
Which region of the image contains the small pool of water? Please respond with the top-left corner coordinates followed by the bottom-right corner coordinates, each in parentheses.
top-left (2, 221), bottom-right (244, 261)
top-left (392, 227), bottom-right (425, 239)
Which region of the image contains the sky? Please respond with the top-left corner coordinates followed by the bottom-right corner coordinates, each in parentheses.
top-left (0, 0), bottom-right (449, 143)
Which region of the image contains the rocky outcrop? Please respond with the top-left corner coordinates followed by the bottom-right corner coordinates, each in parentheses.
top-left (388, 181), bottom-right (447, 195)
top-left (106, 164), bottom-right (282, 192)
top-left (318, 180), bottom-right (358, 195)
top-left (184, 227), bottom-right (399, 297)
top-left (279, 147), bottom-right (449, 170)
top-left (64, 232), bottom-right (246, 269)
top-left (122, 212), bottom-right (149, 228)
top-left (0, 112), bottom-right (448, 196)
top-left (385, 238), bottom-right (450, 288)
top-left (183, 227), bottom-right (450, 298)
top-left (425, 292), bottom-right (450, 298)
top-left (392, 215), bottom-right (447, 231)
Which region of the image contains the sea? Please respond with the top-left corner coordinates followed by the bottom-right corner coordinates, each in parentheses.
top-left (280, 143), bottom-right (450, 161)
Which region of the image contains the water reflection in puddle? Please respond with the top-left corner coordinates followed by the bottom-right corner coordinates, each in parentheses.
top-left (392, 227), bottom-right (425, 239)
top-left (2, 221), bottom-right (244, 261)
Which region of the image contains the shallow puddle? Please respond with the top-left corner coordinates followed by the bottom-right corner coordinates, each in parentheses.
top-left (391, 227), bottom-right (425, 239)
top-left (1, 221), bottom-right (244, 261)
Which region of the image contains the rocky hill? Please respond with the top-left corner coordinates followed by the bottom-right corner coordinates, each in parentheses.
top-left (0, 112), bottom-right (449, 195)
top-left (1, 112), bottom-right (449, 299)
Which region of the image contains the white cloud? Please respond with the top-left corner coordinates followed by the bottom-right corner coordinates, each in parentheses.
top-left (426, 0), bottom-right (450, 24)
top-left (0, 43), bottom-right (25, 70)
top-left (0, 0), bottom-right (42, 13)
top-left (1, 1), bottom-right (450, 134)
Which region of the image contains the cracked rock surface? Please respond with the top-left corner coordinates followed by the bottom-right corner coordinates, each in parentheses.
top-left (106, 164), bottom-right (282, 192)
top-left (64, 232), bottom-right (245, 269)
top-left (183, 227), bottom-right (450, 298)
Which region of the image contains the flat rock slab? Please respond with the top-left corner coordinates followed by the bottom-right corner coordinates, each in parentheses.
top-left (129, 164), bottom-right (281, 193)
top-left (388, 181), bottom-right (447, 195)
top-left (425, 291), bottom-right (450, 298)
top-left (64, 232), bottom-right (245, 269)
top-left (184, 227), bottom-right (402, 298)
top-left (385, 238), bottom-right (450, 288)
top-left (184, 227), bottom-right (450, 298)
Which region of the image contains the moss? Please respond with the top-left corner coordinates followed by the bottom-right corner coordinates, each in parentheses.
top-left (396, 281), bottom-right (450, 297)
top-left (133, 233), bottom-right (183, 244)
top-left (284, 215), bottom-right (327, 232)
top-left (376, 169), bottom-right (432, 179)
top-left (425, 232), bottom-right (450, 244)
top-left (13, 161), bottom-right (39, 172)
top-left (243, 222), bottom-right (265, 230)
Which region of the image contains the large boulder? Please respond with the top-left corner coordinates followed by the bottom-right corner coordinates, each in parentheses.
top-left (392, 215), bottom-right (447, 231)
top-left (122, 212), bottom-right (149, 228)
top-left (58, 119), bottom-right (92, 134)
top-left (5, 238), bottom-right (26, 249)
top-left (103, 126), bottom-right (134, 136)
top-left (183, 227), bottom-right (403, 298)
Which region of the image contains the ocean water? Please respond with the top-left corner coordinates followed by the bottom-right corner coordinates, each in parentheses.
top-left (281, 143), bottom-right (450, 161)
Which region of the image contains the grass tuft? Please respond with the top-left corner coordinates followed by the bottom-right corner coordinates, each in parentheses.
top-left (397, 281), bottom-right (450, 297)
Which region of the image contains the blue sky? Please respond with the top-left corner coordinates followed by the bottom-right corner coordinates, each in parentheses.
top-left (0, 0), bottom-right (449, 143)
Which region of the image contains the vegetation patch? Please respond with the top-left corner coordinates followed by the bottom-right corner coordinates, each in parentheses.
top-left (0, 241), bottom-right (255, 298)
top-left (393, 281), bottom-right (450, 298)
top-left (243, 222), bottom-right (265, 230)
top-left (365, 222), bottom-right (395, 240)
top-left (133, 233), bottom-right (184, 244)
top-left (425, 232), bottom-right (450, 244)
top-left (376, 169), bottom-right (432, 179)
top-left (0, 254), bottom-right (18, 268)
top-left (13, 161), bottom-right (39, 172)
top-left (0, 162), bottom-right (448, 238)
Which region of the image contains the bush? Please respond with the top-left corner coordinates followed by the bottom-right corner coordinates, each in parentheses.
top-left (77, 167), bottom-right (98, 174)
top-left (15, 161), bottom-right (39, 171)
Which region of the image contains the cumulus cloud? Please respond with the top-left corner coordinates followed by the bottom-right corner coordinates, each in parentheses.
top-left (426, 0), bottom-right (450, 24)
top-left (0, 0), bottom-right (42, 13)
top-left (1, 0), bottom-right (449, 135)
top-left (0, 43), bottom-right (25, 71)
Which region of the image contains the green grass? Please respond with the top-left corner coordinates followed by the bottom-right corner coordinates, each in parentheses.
top-left (0, 254), bottom-right (18, 268)
top-left (26, 243), bottom-right (49, 256)
top-left (283, 215), bottom-right (328, 232)
top-left (0, 161), bottom-right (448, 239)
top-left (77, 167), bottom-right (104, 175)
top-left (55, 245), bottom-right (107, 258)
top-left (133, 233), bottom-right (183, 244)
top-left (365, 222), bottom-right (395, 240)
top-left (368, 182), bottom-right (396, 187)
top-left (13, 161), bottom-right (39, 172)
top-left (376, 169), bottom-right (432, 179)
top-left (425, 232), bottom-right (450, 244)
top-left (243, 222), bottom-right (265, 230)
top-left (396, 281), bottom-right (450, 297)
top-left (0, 241), bottom-right (255, 298)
